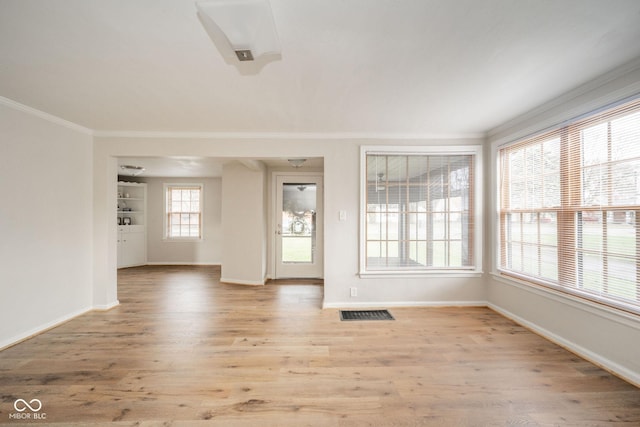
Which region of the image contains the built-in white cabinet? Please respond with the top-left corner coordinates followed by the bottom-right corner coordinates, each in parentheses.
top-left (117, 182), bottom-right (147, 268)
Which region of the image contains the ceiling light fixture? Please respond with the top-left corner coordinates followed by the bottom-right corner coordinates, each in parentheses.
top-left (120, 165), bottom-right (145, 176)
top-left (196, 0), bottom-right (281, 63)
top-left (287, 158), bottom-right (306, 168)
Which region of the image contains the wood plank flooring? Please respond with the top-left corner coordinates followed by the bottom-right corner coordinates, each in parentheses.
top-left (1, 265), bottom-right (639, 426)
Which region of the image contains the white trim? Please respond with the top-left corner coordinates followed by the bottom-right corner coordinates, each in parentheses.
top-left (0, 95), bottom-right (93, 135)
top-left (146, 262), bottom-right (221, 266)
top-left (220, 277), bottom-right (265, 286)
top-left (359, 271), bottom-right (483, 279)
top-left (93, 300), bottom-right (120, 311)
top-left (359, 144), bottom-right (483, 276)
top-left (488, 58), bottom-right (640, 147)
top-left (489, 301), bottom-right (640, 388)
top-left (268, 170), bottom-right (326, 280)
top-left (272, 172), bottom-right (324, 279)
top-left (323, 300), bottom-right (487, 309)
top-left (93, 130), bottom-right (485, 140)
top-left (0, 306), bottom-right (93, 350)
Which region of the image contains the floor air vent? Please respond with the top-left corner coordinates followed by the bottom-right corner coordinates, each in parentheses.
top-left (339, 309), bottom-right (394, 321)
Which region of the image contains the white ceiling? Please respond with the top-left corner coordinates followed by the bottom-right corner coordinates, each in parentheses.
top-left (2, 0), bottom-right (640, 136)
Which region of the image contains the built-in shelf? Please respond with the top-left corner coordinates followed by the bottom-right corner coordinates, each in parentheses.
top-left (117, 182), bottom-right (147, 268)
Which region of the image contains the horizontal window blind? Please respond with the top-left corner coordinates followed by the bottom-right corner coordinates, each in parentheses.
top-left (499, 98), bottom-right (640, 313)
top-left (365, 153), bottom-right (475, 271)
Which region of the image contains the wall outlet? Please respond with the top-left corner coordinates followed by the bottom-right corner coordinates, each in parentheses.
top-left (350, 287), bottom-right (357, 297)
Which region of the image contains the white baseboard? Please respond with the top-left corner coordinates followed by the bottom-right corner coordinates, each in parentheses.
top-left (94, 300), bottom-right (120, 311)
top-left (220, 277), bottom-right (265, 286)
top-left (0, 306), bottom-right (93, 351)
top-left (323, 300), bottom-right (488, 309)
top-left (489, 303), bottom-right (640, 388)
top-left (145, 262), bottom-right (221, 266)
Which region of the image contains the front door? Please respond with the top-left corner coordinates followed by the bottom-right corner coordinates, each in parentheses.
top-left (275, 175), bottom-right (323, 278)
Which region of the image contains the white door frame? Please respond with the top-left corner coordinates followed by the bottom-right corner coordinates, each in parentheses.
top-left (272, 172), bottom-right (324, 279)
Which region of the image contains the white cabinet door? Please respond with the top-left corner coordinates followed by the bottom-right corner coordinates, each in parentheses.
top-left (118, 231), bottom-right (146, 268)
top-left (125, 231), bottom-right (146, 267)
top-left (117, 231), bottom-right (124, 268)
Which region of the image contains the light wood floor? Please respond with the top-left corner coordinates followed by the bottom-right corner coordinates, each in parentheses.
top-left (1, 265), bottom-right (639, 426)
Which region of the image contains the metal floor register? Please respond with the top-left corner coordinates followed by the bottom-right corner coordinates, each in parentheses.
top-left (339, 310), bottom-right (395, 321)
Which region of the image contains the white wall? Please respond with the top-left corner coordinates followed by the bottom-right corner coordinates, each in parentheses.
top-left (220, 161), bottom-right (268, 284)
top-left (93, 136), bottom-right (487, 309)
top-left (0, 99), bottom-right (94, 348)
top-left (143, 177), bottom-right (222, 265)
top-left (486, 58), bottom-right (640, 385)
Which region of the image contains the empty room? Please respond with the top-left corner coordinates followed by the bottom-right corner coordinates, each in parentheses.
top-left (2, 0), bottom-right (640, 425)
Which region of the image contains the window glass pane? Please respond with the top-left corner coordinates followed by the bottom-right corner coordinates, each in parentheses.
top-left (606, 212), bottom-right (635, 256)
top-left (582, 165), bottom-right (606, 206)
top-left (387, 213), bottom-right (399, 240)
top-left (432, 241), bottom-right (446, 267)
top-left (522, 214), bottom-right (538, 244)
top-left (611, 111), bottom-right (640, 161)
top-left (608, 259), bottom-right (637, 301)
top-left (367, 220), bottom-right (384, 240)
top-left (581, 123), bottom-right (608, 166)
top-left (581, 253), bottom-right (603, 292)
top-left (387, 241), bottom-right (398, 259)
top-left (543, 138), bottom-right (561, 207)
top-left (540, 247), bottom-right (558, 281)
top-left (611, 160), bottom-right (640, 206)
top-left (449, 241), bottom-right (462, 266)
top-left (449, 215), bottom-right (462, 239)
top-left (579, 212), bottom-right (603, 252)
top-left (367, 241), bottom-right (382, 260)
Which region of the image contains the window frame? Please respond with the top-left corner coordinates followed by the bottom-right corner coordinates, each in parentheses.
top-left (496, 97), bottom-right (640, 315)
top-left (163, 183), bottom-right (204, 241)
top-left (359, 145), bottom-right (483, 277)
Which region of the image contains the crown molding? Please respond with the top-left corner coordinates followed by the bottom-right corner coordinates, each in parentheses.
top-left (92, 130), bottom-right (485, 140)
top-left (0, 96), bottom-right (485, 141)
top-left (0, 96), bottom-right (93, 135)
top-left (487, 56), bottom-right (640, 145)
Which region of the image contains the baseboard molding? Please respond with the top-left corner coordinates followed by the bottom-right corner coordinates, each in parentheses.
top-left (146, 262), bottom-right (221, 266)
top-left (489, 303), bottom-right (640, 388)
top-left (0, 305), bottom-right (93, 351)
top-left (220, 277), bottom-right (265, 286)
top-left (94, 300), bottom-right (120, 311)
top-left (323, 300), bottom-right (488, 309)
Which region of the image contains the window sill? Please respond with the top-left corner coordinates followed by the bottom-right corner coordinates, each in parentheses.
top-left (163, 238), bottom-right (204, 242)
top-left (359, 269), bottom-right (483, 279)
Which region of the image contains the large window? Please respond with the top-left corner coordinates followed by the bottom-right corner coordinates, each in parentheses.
top-left (165, 184), bottom-right (203, 239)
top-left (499, 98), bottom-right (640, 313)
top-left (361, 146), bottom-right (482, 275)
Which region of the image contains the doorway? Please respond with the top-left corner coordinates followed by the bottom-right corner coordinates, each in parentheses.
top-left (274, 174), bottom-right (323, 278)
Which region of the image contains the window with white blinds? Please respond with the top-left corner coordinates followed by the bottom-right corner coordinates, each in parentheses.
top-left (499, 98), bottom-right (640, 313)
top-left (361, 146), bottom-right (482, 275)
top-left (165, 184), bottom-right (203, 239)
